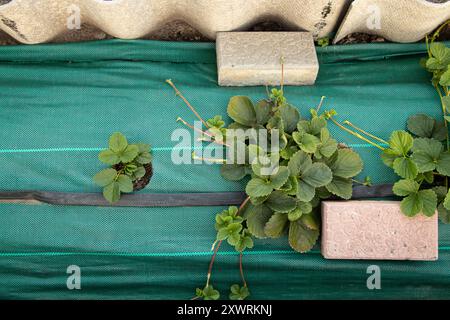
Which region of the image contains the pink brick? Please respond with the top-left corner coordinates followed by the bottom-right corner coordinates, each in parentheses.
top-left (321, 201), bottom-right (438, 261)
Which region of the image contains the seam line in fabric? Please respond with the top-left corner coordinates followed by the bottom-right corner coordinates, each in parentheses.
top-left (0, 247), bottom-right (449, 257)
top-left (0, 143), bottom-right (385, 154)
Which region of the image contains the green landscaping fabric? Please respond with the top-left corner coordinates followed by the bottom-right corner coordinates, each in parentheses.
top-left (0, 40), bottom-right (449, 299)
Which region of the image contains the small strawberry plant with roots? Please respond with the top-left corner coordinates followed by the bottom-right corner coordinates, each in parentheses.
top-left (94, 132), bottom-right (153, 203)
top-left (167, 74), bottom-right (364, 300)
top-left (328, 22), bottom-right (450, 222)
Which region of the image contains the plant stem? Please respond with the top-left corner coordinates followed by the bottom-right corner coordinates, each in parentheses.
top-left (192, 152), bottom-right (227, 164)
top-left (352, 178), bottom-right (367, 186)
top-left (204, 196), bottom-right (251, 288)
top-left (177, 117), bottom-right (212, 138)
top-left (329, 117), bottom-right (386, 151)
top-left (177, 117), bottom-right (230, 147)
top-left (343, 120), bottom-right (388, 145)
top-left (205, 239), bottom-right (222, 288)
top-left (167, 79), bottom-right (209, 128)
top-left (430, 20), bottom-right (450, 42)
top-left (239, 252), bottom-right (247, 288)
top-left (316, 96), bottom-right (326, 113)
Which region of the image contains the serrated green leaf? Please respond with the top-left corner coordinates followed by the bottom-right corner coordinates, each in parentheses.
top-left (309, 117), bottom-right (327, 135)
top-left (412, 137), bottom-right (443, 157)
top-left (326, 176), bottom-right (353, 200)
top-left (430, 42), bottom-right (445, 57)
top-left (277, 104), bottom-right (300, 133)
top-left (103, 182), bottom-right (120, 203)
top-left (445, 189), bottom-right (450, 211)
top-left (206, 115), bottom-right (225, 128)
top-left (393, 179), bottom-right (420, 196)
top-left (229, 284), bottom-right (250, 300)
top-left (246, 178), bottom-right (273, 198)
top-left (439, 203), bottom-right (450, 223)
top-left (419, 189), bottom-right (437, 217)
top-left (296, 120), bottom-right (311, 134)
top-left (288, 219), bottom-right (319, 253)
top-left (109, 132), bottom-right (128, 152)
top-left (297, 201), bottom-right (313, 214)
top-left (267, 115), bottom-right (285, 134)
top-left (407, 114), bottom-right (435, 138)
top-left (287, 150), bottom-right (312, 176)
top-left (301, 162), bottom-right (333, 187)
top-left (288, 208), bottom-right (302, 222)
top-left (265, 191), bottom-right (297, 213)
top-left (282, 176), bottom-right (299, 196)
top-left (393, 157), bottom-right (418, 179)
top-left (134, 166), bottom-right (146, 179)
top-left (317, 128), bottom-right (338, 158)
top-left (249, 195), bottom-right (268, 206)
top-left (136, 143), bottom-right (150, 153)
top-left (381, 149), bottom-right (398, 168)
top-left (426, 57), bottom-right (443, 70)
top-left (440, 69), bottom-right (450, 86)
top-left (300, 214), bottom-right (319, 231)
top-left (264, 212), bottom-right (288, 238)
top-left (400, 193), bottom-right (422, 217)
top-left (292, 132), bottom-right (320, 153)
top-left (412, 152), bottom-right (437, 173)
top-left (246, 204), bottom-right (274, 238)
top-left (118, 144), bottom-right (139, 163)
top-left (234, 229), bottom-right (254, 252)
top-left (93, 168), bottom-right (117, 187)
top-left (296, 179), bottom-right (316, 202)
top-left (221, 164), bottom-right (247, 181)
top-left (430, 43), bottom-right (450, 64)
top-left (203, 285), bottom-right (220, 300)
top-left (98, 149), bottom-right (120, 165)
top-left (254, 100), bottom-right (271, 125)
top-left (432, 120), bottom-right (448, 141)
top-left (117, 174), bottom-right (133, 193)
top-left (280, 145), bottom-right (299, 160)
top-left (227, 96), bottom-right (256, 126)
top-left (136, 151), bottom-right (152, 164)
top-left (436, 151), bottom-right (450, 175)
top-left (389, 130), bottom-right (413, 156)
top-left (327, 149), bottom-right (363, 178)
top-left (269, 166), bottom-right (290, 189)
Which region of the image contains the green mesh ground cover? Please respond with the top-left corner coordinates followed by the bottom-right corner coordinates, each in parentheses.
top-left (0, 40), bottom-right (449, 299)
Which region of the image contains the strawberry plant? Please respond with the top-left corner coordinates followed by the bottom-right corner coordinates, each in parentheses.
top-left (327, 21), bottom-right (450, 222)
top-left (93, 132), bottom-right (153, 203)
top-left (167, 78), bottom-right (364, 300)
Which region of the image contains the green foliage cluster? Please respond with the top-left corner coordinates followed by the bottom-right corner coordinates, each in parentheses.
top-left (181, 87), bottom-right (363, 301)
top-left (421, 42), bottom-right (450, 89)
top-left (194, 283), bottom-right (249, 301)
top-left (215, 206), bottom-right (254, 252)
top-left (317, 37), bottom-right (330, 48)
top-left (218, 91), bottom-right (363, 253)
top-left (93, 132), bottom-right (152, 203)
top-left (383, 116), bottom-right (450, 221)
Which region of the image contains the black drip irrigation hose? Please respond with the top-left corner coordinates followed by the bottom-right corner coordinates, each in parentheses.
top-left (0, 184), bottom-right (395, 207)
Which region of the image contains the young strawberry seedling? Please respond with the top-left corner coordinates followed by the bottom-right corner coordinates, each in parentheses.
top-left (93, 132), bottom-right (153, 203)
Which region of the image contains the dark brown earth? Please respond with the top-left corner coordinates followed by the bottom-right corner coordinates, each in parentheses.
top-left (336, 33), bottom-right (387, 45)
top-left (133, 163), bottom-right (153, 191)
top-left (112, 162), bottom-right (153, 192)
